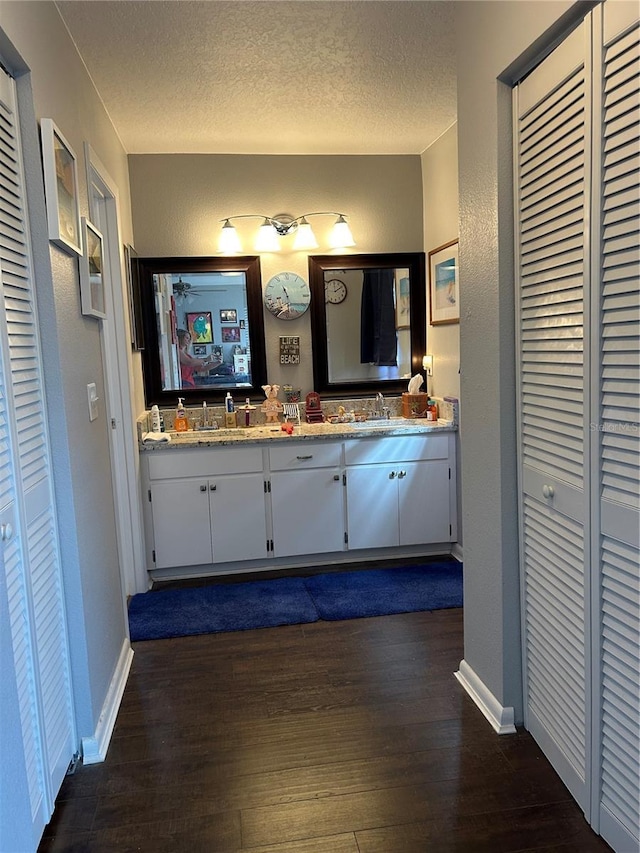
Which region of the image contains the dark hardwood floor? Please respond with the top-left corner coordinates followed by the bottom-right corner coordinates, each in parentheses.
top-left (39, 608), bottom-right (612, 852)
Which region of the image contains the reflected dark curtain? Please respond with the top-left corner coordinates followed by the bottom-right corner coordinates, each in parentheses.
top-left (360, 269), bottom-right (397, 365)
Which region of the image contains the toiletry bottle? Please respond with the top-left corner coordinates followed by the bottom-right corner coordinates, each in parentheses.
top-left (174, 397), bottom-right (188, 432)
top-left (224, 392), bottom-right (236, 428)
top-left (150, 404), bottom-right (161, 433)
top-left (244, 398), bottom-right (251, 427)
top-left (202, 400), bottom-right (207, 428)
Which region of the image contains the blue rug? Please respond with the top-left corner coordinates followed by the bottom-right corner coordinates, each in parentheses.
top-left (128, 560), bottom-right (463, 641)
top-left (128, 576), bottom-right (318, 641)
top-left (304, 561), bottom-right (463, 621)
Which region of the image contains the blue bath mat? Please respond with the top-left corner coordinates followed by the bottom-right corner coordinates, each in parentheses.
top-left (303, 561), bottom-right (463, 621)
top-left (128, 576), bottom-right (318, 641)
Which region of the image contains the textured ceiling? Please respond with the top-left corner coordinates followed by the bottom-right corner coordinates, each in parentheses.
top-left (56, 0), bottom-right (457, 155)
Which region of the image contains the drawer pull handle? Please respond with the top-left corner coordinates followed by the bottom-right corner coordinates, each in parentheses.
top-left (296, 455), bottom-right (313, 460)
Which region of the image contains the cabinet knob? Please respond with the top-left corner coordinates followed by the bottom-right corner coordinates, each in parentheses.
top-left (200, 484), bottom-right (207, 492)
top-left (333, 474), bottom-right (340, 481)
top-left (1, 523), bottom-right (12, 542)
top-left (542, 484), bottom-right (554, 499)
top-left (398, 470), bottom-right (406, 478)
top-left (210, 484), bottom-right (217, 491)
top-left (389, 471), bottom-right (396, 479)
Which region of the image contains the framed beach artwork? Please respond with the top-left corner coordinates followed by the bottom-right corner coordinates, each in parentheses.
top-left (79, 219), bottom-right (106, 319)
top-left (40, 118), bottom-right (83, 256)
top-left (429, 239), bottom-right (459, 325)
top-left (186, 311), bottom-right (213, 344)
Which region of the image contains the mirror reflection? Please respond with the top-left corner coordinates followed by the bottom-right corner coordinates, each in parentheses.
top-left (139, 256), bottom-right (267, 406)
top-left (309, 253), bottom-right (425, 397)
top-left (156, 271), bottom-right (252, 391)
top-left (325, 267), bottom-right (412, 383)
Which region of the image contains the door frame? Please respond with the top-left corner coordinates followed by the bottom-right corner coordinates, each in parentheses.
top-left (85, 144), bottom-right (146, 596)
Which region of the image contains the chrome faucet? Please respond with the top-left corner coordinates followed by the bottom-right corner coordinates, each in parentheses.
top-left (374, 392), bottom-right (391, 419)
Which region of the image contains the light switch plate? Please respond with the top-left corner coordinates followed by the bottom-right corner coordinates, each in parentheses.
top-left (87, 382), bottom-right (98, 422)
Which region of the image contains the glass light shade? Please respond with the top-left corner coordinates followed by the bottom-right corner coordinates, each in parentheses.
top-left (218, 220), bottom-right (242, 254)
top-left (329, 215), bottom-right (355, 248)
top-left (292, 218), bottom-right (319, 251)
top-left (254, 220), bottom-right (281, 252)
top-left (422, 354), bottom-right (433, 374)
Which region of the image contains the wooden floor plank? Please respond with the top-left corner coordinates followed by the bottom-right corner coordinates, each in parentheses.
top-left (39, 606), bottom-right (611, 853)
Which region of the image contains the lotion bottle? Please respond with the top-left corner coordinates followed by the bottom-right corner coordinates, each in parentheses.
top-left (174, 397), bottom-right (188, 432)
top-left (150, 404), bottom-right (161, 433)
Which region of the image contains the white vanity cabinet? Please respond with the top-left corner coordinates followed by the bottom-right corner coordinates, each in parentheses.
top-left (145, 447), bottom-right (268, 569)
top-left (268, 442), bottom-right (345, 558)
top-left (344, 433), bottom-right (455, 551)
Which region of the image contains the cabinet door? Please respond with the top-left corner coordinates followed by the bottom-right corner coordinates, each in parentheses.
top-left (151, 480), bottom-right (212, 569)
top-left (346, 465), bottom-right (398, 550)
top-left (271, 469), bottom-right (345, 557)
top-left (209, 472), bottom-right (268, 563)
top-left (399, 460), bottom-right (451, 545)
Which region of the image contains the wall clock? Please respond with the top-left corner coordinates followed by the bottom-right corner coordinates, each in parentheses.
top-left (325, 277), bottom-right (347, 304)
top-left (264, 272), bottom-right (311, 320)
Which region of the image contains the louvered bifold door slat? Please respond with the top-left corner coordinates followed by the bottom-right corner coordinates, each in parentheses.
top-left (0, 71), bottom-right (74, 831)
top-left (515, 24), bottom-right (589, 812)
top-left (597, 16), bottom-right (640, 853)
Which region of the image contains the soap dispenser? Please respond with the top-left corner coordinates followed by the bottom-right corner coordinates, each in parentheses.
top-left (174, 397), bottom-right (188, 432)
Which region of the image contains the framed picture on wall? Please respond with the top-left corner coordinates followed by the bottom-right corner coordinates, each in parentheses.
top-left (220, 308), bottom-right (237, 323)
top-left (124, 244), bottom-right (145, 350)
top-left (221, 326), bottom-right (241, 343)
top-left (429, 239), bottom-right (459, 325)
top-left (40, 118), bottom-right (83, 256)
top-left (79, 218), bottom-right (106, 319)
top-left (192, 344), bottom-right (207, 357)
top-left (186, 311), bottom-right (213, 344)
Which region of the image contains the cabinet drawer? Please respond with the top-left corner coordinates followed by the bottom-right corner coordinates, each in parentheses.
top-left (269, 441), bottom-right (342, 471)
top-left (344, 434), bottom-right (449, 466)
top-left (148, 446), bottom-right (263, 480)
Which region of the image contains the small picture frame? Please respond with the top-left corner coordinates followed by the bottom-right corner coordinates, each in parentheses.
top-left (220, 308), bottom-right (237, 323)
top-left (221, 326), bottom-right (241, 343)
top-left (124, 244), bottom-right (144, 350)
top-left (187, 311), bottom-right (213, 343)
top-left (79, 218), bottom-right (106, 319)
top-left (192, 344), bottom-right (207, 357)
top-left (396, 275), bottom-right (410, 329)
top-left (40, 118), bottom-right (82, 256)
top-left (429, 239), bottom-right (459, 325)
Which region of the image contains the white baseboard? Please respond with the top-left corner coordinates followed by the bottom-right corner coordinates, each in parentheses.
top-left (81, 639), bottom-right (133, 764)
top-left (451, 542), bottom-right (463, 562)
top-left (455, 658), bottom-right (516, 734)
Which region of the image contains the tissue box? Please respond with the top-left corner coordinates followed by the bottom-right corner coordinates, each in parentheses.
top-left (402, 392), bottom-right (428, 418)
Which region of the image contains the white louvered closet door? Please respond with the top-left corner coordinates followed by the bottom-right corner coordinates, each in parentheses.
top-left (515, 22), bottom-right (591, 812)
top-left (0, 69), bottom-right (75, 845)
top-left (595, 7), bottom-right (639, 851)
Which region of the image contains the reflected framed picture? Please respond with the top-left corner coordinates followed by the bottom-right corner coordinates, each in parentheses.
top-left (220, 308), bottom-right (237, 323)
top-left (221, 326), bottom-right (241, 342)
top-left (192, 344), bottom-right (207, 357)
top-left (79, 218), bottom-right (106, 319)
top-left (187, 311), bottom-right (213, 343)
top-left (396, 275), bottom-right (410, 329)
top-left (40, 118), bottom-right (82, 256)
top-left (429, 239), bottom-right (459, 325)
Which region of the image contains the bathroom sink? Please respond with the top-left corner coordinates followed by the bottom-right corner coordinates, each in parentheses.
top-left (349, 419), bottom-right (408, 429)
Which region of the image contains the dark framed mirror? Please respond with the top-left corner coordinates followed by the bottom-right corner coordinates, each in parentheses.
top-left (138, 256), bottom-right (267, 407)
top-left (309, 253), bottom-right (426, 397)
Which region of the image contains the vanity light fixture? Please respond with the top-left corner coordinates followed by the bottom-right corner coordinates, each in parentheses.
top-left (218, 212), bottom-right (355, 254)
top-left (422, 354), bottom-right (433, 376)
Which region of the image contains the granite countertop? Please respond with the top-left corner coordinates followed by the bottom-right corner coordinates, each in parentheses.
top-left (139, 418), bottom-right (456, 451)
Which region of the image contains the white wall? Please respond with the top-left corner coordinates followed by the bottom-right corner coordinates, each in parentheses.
top-left (0, 2), bottom-right (133, 744)
top-left (128, 152), bottom-right (424, 409)
top-left (455, 0), bottom-right (581, 721)
top-left (422, 124), bottom-right (460, 401)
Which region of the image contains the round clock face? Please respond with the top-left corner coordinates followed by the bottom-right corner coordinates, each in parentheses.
top-left (264, 272), bottom-right (311, 320)
top-left (325, 277), bottom-right (347, 305)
